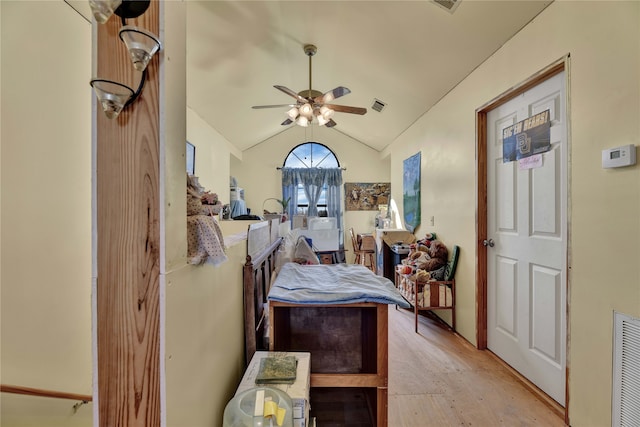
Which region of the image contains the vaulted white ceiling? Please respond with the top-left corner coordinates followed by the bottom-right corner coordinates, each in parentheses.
top-left (186, 1), bottom-right (552, 152)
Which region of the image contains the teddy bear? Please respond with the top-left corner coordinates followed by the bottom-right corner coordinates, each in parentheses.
top-left (417, 240), bottom-right (448, 273)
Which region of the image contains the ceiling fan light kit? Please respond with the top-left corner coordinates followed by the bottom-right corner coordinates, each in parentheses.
top-left (316, 114), bottom-right (328, 127)
top-left (252, 44), bottom-right (367, 128)
top-left (287, 107), bottom-right (299, 120)
top-left (320, 106), bottom-right (334, 119)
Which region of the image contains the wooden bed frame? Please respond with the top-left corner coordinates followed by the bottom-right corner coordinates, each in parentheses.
top-left (243, 238), bottom-right (389, 426)
top-left (242, 237), bottom-right (282, 364)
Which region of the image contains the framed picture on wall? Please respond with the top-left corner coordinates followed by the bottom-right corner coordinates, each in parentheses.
top-left (186, 142), bottom-right (195, 175)
top-left (344, 182), bottom-right (391, 211)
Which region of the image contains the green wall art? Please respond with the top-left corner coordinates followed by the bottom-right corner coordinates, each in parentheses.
top-left (403, 152), bottom-right (421, 233)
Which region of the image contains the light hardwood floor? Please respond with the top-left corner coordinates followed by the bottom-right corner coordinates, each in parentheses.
top-left (387, 307), bottom-right (566, 427)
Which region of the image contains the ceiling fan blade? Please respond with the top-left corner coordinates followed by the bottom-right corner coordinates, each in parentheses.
top-left (274, 85), bottom-right (307, 103)
top-left (325, 104), bottom-right (367, 115)
top-left (325, 119), bottom-right (337, 128)
top-left (281, 118), bottom-right (294, 126)
top-left (252, 104), bottom-right (295, 109)
top-left (315, 86), bottom-right (351, 104)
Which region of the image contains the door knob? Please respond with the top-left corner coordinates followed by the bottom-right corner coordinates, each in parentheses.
top-left (483, 238), bottom-right (495, 247)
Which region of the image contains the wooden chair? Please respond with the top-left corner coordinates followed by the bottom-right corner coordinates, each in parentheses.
top-left (349, 228), bottom-right (376, 272)
top-left (412, 245), bottom-right (460, 333)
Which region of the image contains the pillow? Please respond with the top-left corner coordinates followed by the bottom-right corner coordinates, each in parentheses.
top-left (430, 265), bottom-right (446, 281)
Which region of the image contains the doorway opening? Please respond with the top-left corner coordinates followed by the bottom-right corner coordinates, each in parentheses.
top-left (475, 56), bottom-right (570, 424)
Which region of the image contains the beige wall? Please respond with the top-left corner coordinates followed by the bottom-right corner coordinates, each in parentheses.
top-left (187, 107), bottom-right (241, 203)
top-left (164, 243), bottom-right (247, 426)
top-left (0, 1), bottom-right (93, 425)
top-left (389, 1), bottom-right (640, 425)
top-left (235, 124), bottom-right (390, 260)
top-left (162, 3), bottom-right (248, 425)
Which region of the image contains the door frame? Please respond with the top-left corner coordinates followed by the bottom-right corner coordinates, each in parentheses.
top-left (475, 55), bottom-right (571, 422)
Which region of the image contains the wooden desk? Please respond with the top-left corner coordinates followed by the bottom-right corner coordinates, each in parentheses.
top-left (374, 229), bottom-right (414, 279)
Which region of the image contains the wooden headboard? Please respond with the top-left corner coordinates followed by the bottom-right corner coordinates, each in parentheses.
top-left (243, 236), bottom-right (282, 365)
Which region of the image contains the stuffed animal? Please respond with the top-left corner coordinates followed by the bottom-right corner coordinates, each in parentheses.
top-left (417, 240), bottom-right (448, 272)
top-left (416, 232), bottom-right (437, 249)
top-left (415, 269), bottom-right (431, 282)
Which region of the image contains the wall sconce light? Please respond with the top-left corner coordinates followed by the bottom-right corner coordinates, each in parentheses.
top-left (90, 79), bottom-right (135, 119)
top-left (119, 25), bottom-right (161, 71)
top-left (89, 0), bottom-right (162, 119)
top-left (89, 0), bottom-right (123, 24)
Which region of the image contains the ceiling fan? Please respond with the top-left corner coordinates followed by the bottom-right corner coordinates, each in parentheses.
top-left (252, 44), bottom-right (367, 128)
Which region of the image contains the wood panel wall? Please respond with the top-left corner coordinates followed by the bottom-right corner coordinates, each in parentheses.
top-left (96, 1), bottom-right (161, 426)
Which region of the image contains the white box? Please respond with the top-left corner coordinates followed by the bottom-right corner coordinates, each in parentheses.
top-left (302, 229), bottom-right (339, 251)
top-left (307, 217), bottom-right (337, 230)
top-left (236, 351), bottom-right (311, 427)
top-left (292, 215), bottom-right (307, 230)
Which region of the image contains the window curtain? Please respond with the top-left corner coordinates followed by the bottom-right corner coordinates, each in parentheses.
top-left (323, 168), bottom-right (342, 222)
top-left (299, 169), bottom-right (323, 217)
top-left (281, 168), bottom-right (299, 219)
top-left (324, 169), bottom-right (344, 255)
top-left (281, 167), bottom-right (343, 226)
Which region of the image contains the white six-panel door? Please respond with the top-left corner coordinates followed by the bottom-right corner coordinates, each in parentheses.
top-left (486, 72), bottom-right (567, 405)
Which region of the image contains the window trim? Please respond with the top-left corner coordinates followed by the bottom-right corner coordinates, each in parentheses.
top-left (282, 142), bottom-right (341, 169)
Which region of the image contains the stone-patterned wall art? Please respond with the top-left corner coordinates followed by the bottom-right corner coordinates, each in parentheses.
top-left (344, 182), bottom-right (391, 211)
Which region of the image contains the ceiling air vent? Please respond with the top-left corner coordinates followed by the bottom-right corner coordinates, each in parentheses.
top-left (432, 0), bottom-right (461, 14)
top-left (371, 99), bottom-right (387, 113)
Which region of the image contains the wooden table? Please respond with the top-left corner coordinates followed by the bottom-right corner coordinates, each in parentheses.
top-left (358, 233), bottom-right (376, 251)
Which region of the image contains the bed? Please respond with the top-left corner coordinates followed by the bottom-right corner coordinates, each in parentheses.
top-left (242, 236), bottom-right (282, 364)
top-left (243, 237), bottom-right (409, 427)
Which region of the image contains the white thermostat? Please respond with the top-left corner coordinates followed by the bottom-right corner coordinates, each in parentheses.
top-left (602, 144), bottom-right (636, 169)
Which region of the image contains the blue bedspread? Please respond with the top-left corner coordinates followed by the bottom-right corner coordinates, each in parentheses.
top-left (268, 262), bottom-right (410, 308)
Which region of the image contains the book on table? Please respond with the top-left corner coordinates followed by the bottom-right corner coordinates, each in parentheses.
top-left (255, 355), bottom-right (298, 385)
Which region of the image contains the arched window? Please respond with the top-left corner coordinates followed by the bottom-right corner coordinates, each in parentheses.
top-left (284, 142), bottom-right (340, 169)
top-left (283, 142), bottom-right (341, 216)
